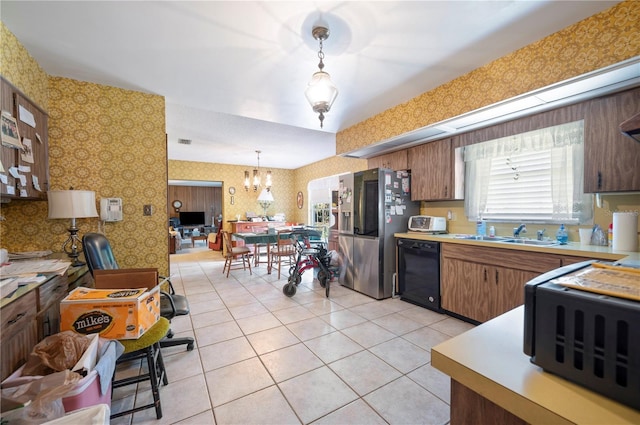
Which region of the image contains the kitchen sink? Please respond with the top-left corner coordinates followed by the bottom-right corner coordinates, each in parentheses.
top-left (500, 238), bottom-right (559, 246)
top-left (455, 235), bottom-right (514, 242)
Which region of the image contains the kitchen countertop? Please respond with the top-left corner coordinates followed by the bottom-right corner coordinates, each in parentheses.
top-left (1, 257), bottom-right (88, 308)
top-left (431, 306), bottom-right (640, 424)
top-left (394, 232), bottom-right (640, 263)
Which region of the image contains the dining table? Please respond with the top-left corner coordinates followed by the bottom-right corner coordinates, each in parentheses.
top-left (232, 228), bottom-right (324, 274)
top-left (232, 231), bottom-right (289, 273)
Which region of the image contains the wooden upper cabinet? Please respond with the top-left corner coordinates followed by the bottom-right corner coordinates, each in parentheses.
top-left (0, 77), bottom-right (49, 200)
top-left (368, 149), bottom-right (408, 171)
top-left (408, 138), bottom-right (453, 201)
top-left (584, 88), bottom-right (640, 193)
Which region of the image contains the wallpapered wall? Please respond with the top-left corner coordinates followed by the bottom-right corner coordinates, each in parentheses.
top-left (169, 160), bottom-right (296, 226)
top-left (169, 155), bottom-right (367, 229)
top-left (336, 1), bottom-right (640, 154)
top-left (0, 24), bottom-right (169, 274)
top-left (0, 24), bottom-right (49, 110)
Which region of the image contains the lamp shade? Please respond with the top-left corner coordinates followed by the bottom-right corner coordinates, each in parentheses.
top-left (257, 188), bottom-right (274, 202)
top-left (47, 190), bottom-right (98, 219)
top-left (305, 71), bottom-right (338, 113)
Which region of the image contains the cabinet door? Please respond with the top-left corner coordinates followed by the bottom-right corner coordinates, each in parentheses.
top-left (441, 257), bottom-right (491, 322)
top-left (584, 88), bottom-right (640, 193)
top-left (368, 150), bottom-right (408, 171)
top-left (0, 78), bottom-right (49, 200)
top-left (491, 266), bottom-right (538, 319)
top-left (37, 276), bottom-right (69, 340)
top-left (1, 78), bottom-right (18, 197)
top-left (15, 93), bottom-right (49, 199)
top-left (409, 138), bottom-right (453, 201)
top-left (1, 291), bottom-right (38, 381)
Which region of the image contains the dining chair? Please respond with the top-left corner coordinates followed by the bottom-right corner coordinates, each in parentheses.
top-left (221, 230), bottom-right (252, 277)
top-left (251, 225), bottom-right (270, 267)
top-left (268, 229), bottom-right (297, 278)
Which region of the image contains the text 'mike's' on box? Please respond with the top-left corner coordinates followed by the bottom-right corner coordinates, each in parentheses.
top-left (60, 286), bottom-right (160, 339)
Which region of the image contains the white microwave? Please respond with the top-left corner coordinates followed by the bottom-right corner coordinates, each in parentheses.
top-left (408, 216), bottom-right (447, 233)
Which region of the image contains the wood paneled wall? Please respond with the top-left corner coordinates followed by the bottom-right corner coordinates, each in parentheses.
top-left (168, 186), bottom-right (222, 226)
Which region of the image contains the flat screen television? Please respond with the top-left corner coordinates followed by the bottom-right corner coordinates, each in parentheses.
top-left (179, 211), bottom-right (205, 226)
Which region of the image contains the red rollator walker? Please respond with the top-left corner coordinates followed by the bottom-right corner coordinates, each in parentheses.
top-left (282, 228), bottom-right (338, 298)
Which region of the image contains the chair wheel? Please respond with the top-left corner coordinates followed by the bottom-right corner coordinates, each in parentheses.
top-left (283, 283), bottom-right (297, 297)
top-left (187, 342), bottom-right (195, 351)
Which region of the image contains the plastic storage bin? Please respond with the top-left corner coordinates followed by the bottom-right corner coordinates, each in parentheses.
top-left (1, 366), bottom-right (111, 414)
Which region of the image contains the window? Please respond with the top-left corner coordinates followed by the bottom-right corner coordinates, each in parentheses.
top-left (464, 120), bottom-right (593, 224)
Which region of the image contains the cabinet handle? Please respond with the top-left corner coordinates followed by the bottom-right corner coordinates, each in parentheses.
top-left (8, 312), bottom-right (25, 325)
top-left (597, 172), bottom-right (602, 190)
top-left (484, 268), bottom-right (488, 282)
top-left (495, 270), bottom-right (499, 284)
top-left (43, 316), bottom-right (51, 337)
top-left (444, 186), bottom-right (448, 197)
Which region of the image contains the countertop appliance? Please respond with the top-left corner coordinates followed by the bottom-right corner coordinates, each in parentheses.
top-left (397, 239), bottom-right (441, 312)
top-left (524, 260), bottom-right (640, 411)
top-left (408, 216), bottom-right (447, 233)
top-left (338, 168), bottom-right (420, 299)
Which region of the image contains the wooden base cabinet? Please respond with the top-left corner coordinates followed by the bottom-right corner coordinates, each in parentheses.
top-left (0, 264), bottom-right (90, 381)
top-left (441, 243), bottom-right (560, 323)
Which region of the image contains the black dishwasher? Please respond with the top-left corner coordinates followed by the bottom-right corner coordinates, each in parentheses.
top-left (397, 239), bottom-right (441, 312)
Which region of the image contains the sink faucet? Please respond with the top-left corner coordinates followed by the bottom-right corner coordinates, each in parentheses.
top-left (537, 228), bottom-right (546, 241)
top-left (513, 224), bottom-right (527, 238)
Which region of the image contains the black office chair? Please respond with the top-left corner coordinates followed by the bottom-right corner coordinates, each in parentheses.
top-left (82, 232), bottom-right (194, 351)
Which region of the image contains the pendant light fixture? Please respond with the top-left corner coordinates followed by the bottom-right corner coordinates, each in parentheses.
top-left (305, 25), bottom-right (338, 128)
top-left (244, 150), bottom-right (272, 192)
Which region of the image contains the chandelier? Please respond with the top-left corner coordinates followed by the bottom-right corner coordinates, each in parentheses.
top-left (305, 25), bottom-right (338, 128)
top-left (244, 150), bottom-right (272, 192)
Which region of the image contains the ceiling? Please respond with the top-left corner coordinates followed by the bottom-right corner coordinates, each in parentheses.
top-left (1, 1), bottom-right (622, 169)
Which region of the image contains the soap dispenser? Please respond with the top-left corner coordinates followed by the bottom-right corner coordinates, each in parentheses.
top-left (556, 224), bottom-right (568, 245)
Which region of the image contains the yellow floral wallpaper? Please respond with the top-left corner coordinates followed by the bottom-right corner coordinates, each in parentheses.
top-left (337, 0), bottom-right (640, 154)
top-left (0, 23), bottom-right (49, 110)
top-left (169, 160), bottom-right (296, 229)
top-left (169, 156), bottom-right (367, 228)
top-left (0, 21), bottom-right (169, 274)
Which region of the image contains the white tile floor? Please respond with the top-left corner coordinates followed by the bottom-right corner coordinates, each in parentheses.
top-left (111, 247), bottom-right (475, 425)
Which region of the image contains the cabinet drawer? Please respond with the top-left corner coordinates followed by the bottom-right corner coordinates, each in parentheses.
top-left (1, 291), bottom-right (37, 342)
top-left (38, 275), bottom-right (68, 310)
top-left (442, 243), bottom-right (561, 274)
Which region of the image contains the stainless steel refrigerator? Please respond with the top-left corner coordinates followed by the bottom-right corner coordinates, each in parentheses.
top-left (338, 168), bottom-right (420, 299)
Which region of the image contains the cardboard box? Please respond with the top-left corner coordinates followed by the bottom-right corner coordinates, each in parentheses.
top-left (60, 286), bottom-right (160, 339)
top-left (93, 268), bottom-right (159, 290)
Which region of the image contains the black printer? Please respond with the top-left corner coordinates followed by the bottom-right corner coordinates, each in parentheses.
top-left (524, 260), bottom-right (640, 411)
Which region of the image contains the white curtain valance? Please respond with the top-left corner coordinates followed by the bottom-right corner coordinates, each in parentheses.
top-left (464, 120), bottom-right (584, 162)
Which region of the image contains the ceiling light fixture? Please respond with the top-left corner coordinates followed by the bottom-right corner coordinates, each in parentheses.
top-left (305, 26), bottom-right (338, 128)
top-left (244, 150), bottom-right (272, 192)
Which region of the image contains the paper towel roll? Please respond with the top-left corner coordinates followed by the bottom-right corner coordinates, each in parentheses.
top-left (612, 212), bottom-right (639, 252)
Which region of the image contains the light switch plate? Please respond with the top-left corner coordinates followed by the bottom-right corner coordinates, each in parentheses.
top-left (143, 205), bottom-right (153, 216)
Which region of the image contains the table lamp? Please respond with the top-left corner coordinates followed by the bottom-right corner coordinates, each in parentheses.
top-left (47, 189), bottom-right (98, 266)
top-left (257, 188), bottom-right (274, 217)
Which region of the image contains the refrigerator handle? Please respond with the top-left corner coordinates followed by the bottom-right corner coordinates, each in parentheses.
top-left (392, 272), bottom-right (399, 298)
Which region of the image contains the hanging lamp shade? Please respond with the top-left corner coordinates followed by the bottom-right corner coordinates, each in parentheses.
top-left (305, 71), bottom-right (338, 116)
